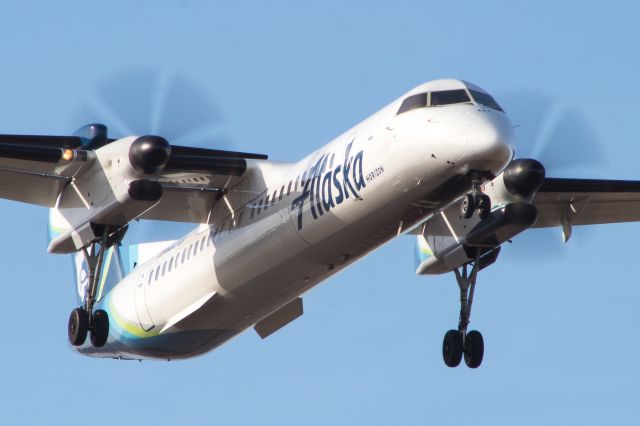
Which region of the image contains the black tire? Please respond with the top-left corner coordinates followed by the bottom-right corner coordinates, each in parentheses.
top-left (464, 330), bottom-right (484, 368)
top-left (90, 309), bottom-right (109, 348)
top-left (442, 329), bottom-right (463, 367)
top-left (476, 194), bottom-right (491, 220)
top-left (68, 308), bottom-right (89, 346)
top-left (461, 194), bottom-right (475, 219)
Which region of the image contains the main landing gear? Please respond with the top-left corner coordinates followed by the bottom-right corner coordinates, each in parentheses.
top-left (442, 248), bottom-right (485, 368)
top-left (67, 227), bottom-right (119, 348)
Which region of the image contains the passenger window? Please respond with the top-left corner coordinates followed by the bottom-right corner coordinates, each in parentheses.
top-left (250, 205), bottom-right (255, 219)
top-left (181, 249), bottom-right (186, 263)
top-left (301, 171), bottom-right (307, 187)
top-left (280, 185), bottom-right (285, 200)
top-left (397, 92), bottom-right (428, 114)
top-left (272, 190), bottom-right (277, 205)
top-left (258, 199), bottom-right (264, 214)
top-left (155, 266), bottom-right (160, 281)
top-left (264, 194), bottom-right (270, 211)
top-left (162, 261), bottom-right (167, 276)
top-left (295, 176), bottom-right (299, 192)
top-left (168, 258), bottom-right (173, 273)
top-left (147, 272), bottom-right (152, 285)
top-left (200, 237), bottom-right (206, 251)
top-left (187, 245), bottom-right (192, 260)
top-left (287, 181), bottom-right (292, 196)
top-left (430, 89), bottom-right (471, 106)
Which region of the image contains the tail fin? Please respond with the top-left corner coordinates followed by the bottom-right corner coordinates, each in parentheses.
top-left (415, 234), bottom-right (434, 272)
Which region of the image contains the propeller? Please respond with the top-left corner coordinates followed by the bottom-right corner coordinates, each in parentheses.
top-left (90, 68), bottom-right (224, 146)
top-left (69, 67), bottom-right (268, 243)
top-left (71, 67), bottom-right (266, 166)
top-left (497, 90), bottom-right (607, 261)
top-left (502, 90), bottom-right (606, 174)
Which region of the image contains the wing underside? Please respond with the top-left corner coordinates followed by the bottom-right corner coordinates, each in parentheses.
top-left (0, 133), bottom-right (266, 223)
top-left (532, 178), bottom-right (640, 228)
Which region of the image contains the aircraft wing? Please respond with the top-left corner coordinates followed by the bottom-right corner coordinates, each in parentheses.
top-left (0, 135), bottom-right (88, 207)
top-left (134, 143), bottom-right (266, 223)
top-left (0, 134), bottom-right (264, 226)
top-left (531, 178), bottom-right (640, 231)
top-left (138, 169), bottom-right (246, 223)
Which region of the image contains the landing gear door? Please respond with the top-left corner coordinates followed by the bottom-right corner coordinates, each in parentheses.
top-left (135, 273), bottom-right (155, 332)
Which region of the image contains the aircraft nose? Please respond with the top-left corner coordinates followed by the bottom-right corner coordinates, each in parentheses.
top-left (452, 111), bottom-right (513, 175)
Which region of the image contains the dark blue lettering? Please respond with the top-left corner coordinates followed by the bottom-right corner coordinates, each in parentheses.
top-left (322, 170), bottom-right (334, 210)
top-left (353, 150), bottom-right (366, 190)
top-left (333, 165), bottom-right (344, 205)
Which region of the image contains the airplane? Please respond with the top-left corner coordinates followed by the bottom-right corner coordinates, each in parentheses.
top-left (2, 78), bottom-right (639, 369)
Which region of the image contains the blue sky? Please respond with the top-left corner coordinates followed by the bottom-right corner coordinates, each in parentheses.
top-left (1, 1), bottom-right (639, 424)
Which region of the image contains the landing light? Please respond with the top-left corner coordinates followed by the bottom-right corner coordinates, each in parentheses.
top-left (62, 149), bottom-right (74, 161)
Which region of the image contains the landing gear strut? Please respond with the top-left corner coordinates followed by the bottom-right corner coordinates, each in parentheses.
top-left (67, 227), bottom-right (115, 348)
top-left (442, 248), bottom-right (485, 368)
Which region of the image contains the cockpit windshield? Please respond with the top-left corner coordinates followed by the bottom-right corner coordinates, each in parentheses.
top-left (396, 85), bottom-right (504, 115)
top-left (397, 89), bottom-right (472, 114)
top-left (430, 89), bottom-right (471, 106)
top-left (468, 89), bottom-right (503, 112)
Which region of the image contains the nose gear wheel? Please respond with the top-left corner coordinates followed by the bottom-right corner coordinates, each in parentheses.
top-left (460, 192), bottom-right (491, 220)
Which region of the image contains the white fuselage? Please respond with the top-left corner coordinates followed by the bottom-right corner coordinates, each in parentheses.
top-left (78, 79), bottom-right (513, 360)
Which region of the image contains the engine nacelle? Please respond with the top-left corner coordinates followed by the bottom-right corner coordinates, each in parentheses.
top-left (484, 158), bottom-right (545, 205)
top-left (48, 137), bottom-right (165, 253)
top-left (129, 135), bottom-right (171, 174)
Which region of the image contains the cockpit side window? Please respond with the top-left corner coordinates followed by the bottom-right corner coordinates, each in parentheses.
top-left (397, 93), bottom-right (428, 114)
top-left (468, 89), bottom-right (504, 112)
top-left (430, 89), bottom-right (471, 106)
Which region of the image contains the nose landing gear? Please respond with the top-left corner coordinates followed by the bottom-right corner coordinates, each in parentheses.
top-left (442, 248), bottom-right (487, 369)
top-left (461, 172), bottom-right (492, 220)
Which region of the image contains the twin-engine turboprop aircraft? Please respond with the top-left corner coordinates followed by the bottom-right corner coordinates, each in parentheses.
top-left (3, 78), bottom-right (639, 368)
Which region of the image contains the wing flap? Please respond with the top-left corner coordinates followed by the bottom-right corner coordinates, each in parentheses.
top-left (138, 157), bottom-right (259, 223)
top-left (139, 184), bottom-right (219, 222)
